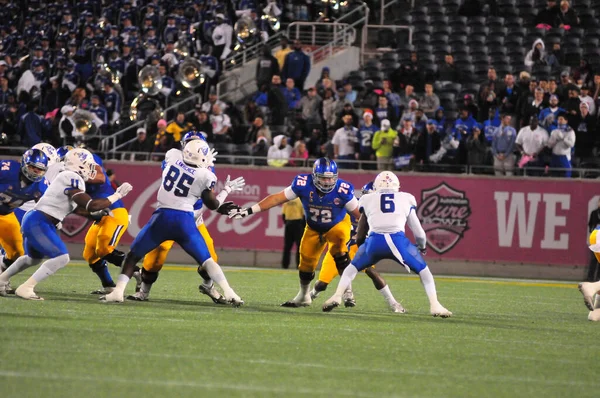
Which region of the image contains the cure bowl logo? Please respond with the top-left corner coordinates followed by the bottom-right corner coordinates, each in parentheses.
top-left (60, 213), bottom-right (91, 238)
top-left (417, 183), bottom-right (471, 254)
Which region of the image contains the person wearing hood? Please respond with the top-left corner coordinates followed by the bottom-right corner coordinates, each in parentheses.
top-left (547, 112), bottom-right (575, 177)
top-left (432, 107), bottom-right (446, 133)
top-left (256, 45), bottom-right (280, 90)
top-left (483, 107), bottom-right (501, 144)
top-left (372, 119), bottom-right (398, 170)
top-left (281, 40), bottom-right (310, 91)
top-left (267, 134), bottom-right (293, 167)
top-left (524, 39), bottom-right (547, 71)
top-left (539, 94), bottom-right (565, 132)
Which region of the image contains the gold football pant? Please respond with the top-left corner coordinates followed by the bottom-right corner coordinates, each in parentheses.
top-left (83, 208), bottom-right (129, 264)
top-left (297, 214), bottom-right (352, 273)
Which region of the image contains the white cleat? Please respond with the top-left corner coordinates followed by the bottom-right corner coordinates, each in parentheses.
top-left (322, 295), bottom-right (342, 312)
top-left (224, 292), bottom-right (244, 307)
top-left (281, 295), bottom-right (311, 307)
top-left (309, 288), bottom-right (320, 300)
top-left (90, 286), bottom-right (114, 295)
top-left (431, 303), bottom-right (452, 318)
top-left (15, 285), bottom-right (44, 301)
top-left (126, 291), bottom-right (149, 301)
top-left (342, 289), bottom-right (356, 308)
top-left (588, 309), bottom-right (600, 321)
top-left (100, 290), bottom-right (124, 303)
top-left (132, 270), bottom-right (142, 292)
top-left (199, 283), bottom-right (227, 304)
top-left (390, 302), bottom-right (406, 313)
top-left (578, 282), bottom-right (598, 311)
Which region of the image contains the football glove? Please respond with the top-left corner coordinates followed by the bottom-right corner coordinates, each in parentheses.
top-left (116, 182), bottom-right (133, 199)
top-left (208, 148), bottom-right (218, 167)
top-left (228, 207), bottom-right (251, 219)
top-left (224, 175), bottom-right (245, 193)
top-left (89, 208), bottom-right (113, 221)
top-left (217, 201), bottom-right (241, 215)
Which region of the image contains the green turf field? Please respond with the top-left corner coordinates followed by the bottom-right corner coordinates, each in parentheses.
top-left (0, 263), bottom-right (596, 398)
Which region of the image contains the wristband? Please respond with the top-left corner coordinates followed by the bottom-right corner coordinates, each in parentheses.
top-left (107, 193), bottom-right (121, 204)
top-left (250, 204), bottom-right (261, 214)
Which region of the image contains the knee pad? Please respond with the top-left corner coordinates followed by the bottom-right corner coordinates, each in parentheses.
top-left (334, 252), bottom-right (351, 275)
top-left (299, 271), bottom-right (315, 283)
top-left (141, 268), bottom-right (159, 285)
top-left (89, 260), bottom-right (107, 272)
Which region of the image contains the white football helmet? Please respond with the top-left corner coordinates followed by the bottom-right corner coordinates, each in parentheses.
top-left (32, 143), bottom-right (59, 165)
top-left (182, 139), bottom-right (212, 168)
top-left (64, 148), bottom-right (97, 181)
top-left (373, 171), bottom-right (400, 192)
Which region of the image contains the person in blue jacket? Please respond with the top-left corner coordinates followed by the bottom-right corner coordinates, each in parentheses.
top-left (282, 40), bottom-right (311, 91)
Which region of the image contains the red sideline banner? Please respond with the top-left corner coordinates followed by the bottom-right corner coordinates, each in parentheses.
top-left (60, 162), bottom-right (599, 266)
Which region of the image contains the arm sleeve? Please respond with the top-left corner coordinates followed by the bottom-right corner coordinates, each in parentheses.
top-left (344, 196), bottom-right (359, 212)
top-left (284, 186), bottom-right (298, 200)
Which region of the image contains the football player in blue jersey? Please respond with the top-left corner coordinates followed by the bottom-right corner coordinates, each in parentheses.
top-left (229, 158), bottom-right (361, 307)
top-left (311, 181), bottom-right (405, 312)
top-left (0, 149), bottom-right (49, 278)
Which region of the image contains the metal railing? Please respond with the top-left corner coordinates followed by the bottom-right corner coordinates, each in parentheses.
top-left (361, 24), bottom-right (413, 64)
top-left (286, 22), bottom-right (355, 47)
top-left (222, 30), bottom-right (287, 73)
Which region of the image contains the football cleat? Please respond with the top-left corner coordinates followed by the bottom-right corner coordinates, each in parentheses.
top-left (0, 281), bottom-right (9, 297)
top-left (132, 270), bottom-right (142, 293)
top-left (15, 285), bottom-right (44, 301)
top-left (390, 302), bottom-right (406, 313)
top-left (309, 288), bottom-right (320, 300)
top-left (90, 287), bottom-right (115, 295)
top-left (126, 291), bottom-right (149, 301)
top-left (342, 289), bottom-right (356, 308)
top-left (199, 283), bottom-right (228, 304)
top-left (100, 290), bottom-right (124, 303)
top-left (281, 295), bottom-right (311, 308)
top-left (5, 281), bottom-right (15, 295)
top-left (322, 296), bottom-right (341, 312)
top-left (224, 292), bottom-right (244, 307)
top-left (578, 282), bottom-right (597, 311)
top-left (430, 303), bottom-right (452, 318)
top-left (588, 309), bottom-right (600, 321)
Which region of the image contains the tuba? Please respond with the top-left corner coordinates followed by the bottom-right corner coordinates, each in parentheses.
top-left (262, 1), bottom-right (282, 32)
top-left (177, 57), bottom-right (205, 88)
top-left (138, 65), bottom-right (163, 96)
top-left (234, 15), bottom-right (258, 47)
top-left (129, 93), bottom-right (164, 125)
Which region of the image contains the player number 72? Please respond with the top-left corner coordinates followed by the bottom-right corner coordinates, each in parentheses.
top-left (309, 208), bottom-right (332, 223)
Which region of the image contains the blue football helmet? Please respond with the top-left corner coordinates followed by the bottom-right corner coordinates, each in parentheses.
top-left (56, 145), bottom-right (74, 161)
top-left (21, 149), bottom-right (49, 182)
top-left (361, 181), bottom-right (374, 196)
top-left (181, 131), bottom-right (206, 148)
top-left (312, 158), bottom-right (338, 193)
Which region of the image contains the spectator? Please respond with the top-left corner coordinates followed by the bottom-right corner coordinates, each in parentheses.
top-left (190, 109), bottom-right (214, 142)
top-left (547, 77), bottom-right (561, 100)
top-left (420, 83), bottom-right (440, 118)
top-left (152, 132), bottom-right (175, 161)
top-left (58, 104), bottom-right (76, 146)
top-left (316, 67), bottom-right (334, 96)
top-left (321, 88), bottom-right (336, 128)
top-left (252, 130), bottom-right (270, 165)
top-left (454, 108), bottom-right (478, 136)
top-left (372, 119), bottom-right (398, 170)
top-left (432, 107), bottom-right (447, 133)
top-left (462, 95), bottom-right (479, 120)
top-left (281, 78), bottom-right (301, 110)
top-left (535, 0), bottom-right (559, 28)
top-left (539, 94), bottom-right (565, 131)
top-left (546, 43), bottom-right (564, 71)
top-left (400, 99), bottom-right (419, 124)
top-left (274, 36), bottom-right (292, 70)
top-left (391, 51), bottom-right (423, 91)
top-left (548, 113), bottom-right (575, 177)
top-left (483, 107), bottom-right (501, 144)
top-left (19, 102), bottom-right (47, 147)
top-left (499, 74), bottom-right (520, 116)
top-left (579, 85), bottom-right (595, 115)
top-left (256, 46), bottom-right (280, 90)
top-left (210, 104), bottom-right (233, 142)
top-left (267, 134), bottom-right (293, 167)
top-left (573, 102), bottom-right (596, 157)
top-left (246, 116), bottom-right (272, 144)
top-left (306, 128), bottom-right (324, 157)
top-left (524, 87), bottom-right (548, 123)
top-left (438, 53), bottom-right (461, 82)
top-left (356, 110), bottom-right (378, 168)
top-left (383, 80), bottom-right (402, 117)
top-left (201, 91), bottom-right (227, 114)
top-left (478, 68), bottom-right (502, 120)
top-left (565, 86), bottom-right (582, 125)
top-left (332, 114), bottom-right (358, 168)
top-left (268, 75), bottom-right (288, 126)
top-left (88, 95), bottom-right (107, 132)
top-left (467, 124), bottom-right (488, 170)
top-left (165, 111), bottom-right (193, 143)
top-left (243, 100), bottom-right (261, 125)
top-left (289, 140), bottom-right (309, 167)
top-left (492, 114), bottom-right (517, 176)
top-left (299, 86), bottom-right (323, 130)
top-left (127, 127), bottom-right (153, 161)
top-left (374, 96), bottom-right (398, 128)
top-left (282, 40), bottom-right (311, 91)
top-left (415, 120), bottom-right (441, 166)
top-left (557, 70), bottom-right (572, 101)
top-left (336, 102), bottom-right (359, 128)
top-left (342, 81), bottom-right (357, 104)
top-left (281, 197), bottom-right (304, 269)
top-left (515, 116), bottom-right (549, 171)
top-left (212, 13), bottom-right (233, 61)
top-left (524, 39), bottom-right (547, 71)
top-left (400, 84), bottom-right (418, 111)
top-left (103, 81), bottom-right (122, 125)
top-left (573, 59), bottom-right (594, 86)
top-left (556, 0), bottom-right (579, 28)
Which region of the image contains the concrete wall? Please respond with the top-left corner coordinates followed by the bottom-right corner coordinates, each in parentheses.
top-left (304, 46), bottom-right (361, 90)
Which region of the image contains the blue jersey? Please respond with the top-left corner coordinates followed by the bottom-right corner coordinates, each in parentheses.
top-left (0, 160), bottom-right (48, 215)
top-left (290, 174), bottom-right (355, 233)
top-left (86, 154), bottom-right (124, 210)
top-left (357, 123), bottom-right (378, 155)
